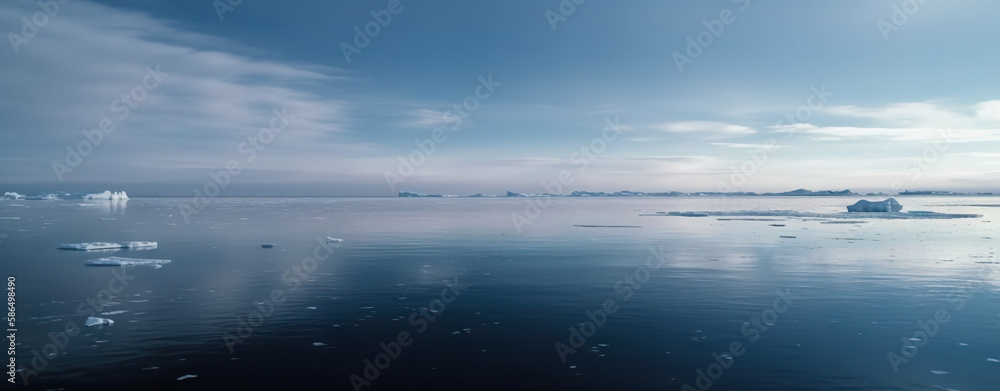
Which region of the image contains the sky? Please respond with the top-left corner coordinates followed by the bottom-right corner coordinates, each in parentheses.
top-left (1, 0), bottom-right (998, 196)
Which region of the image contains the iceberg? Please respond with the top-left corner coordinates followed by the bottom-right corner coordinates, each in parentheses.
top-left (2, 192), bottom-right (25, 200)
top-left (84, 257), bottom-right (172, 268)
top-left (847, 198), bottom-right (902, 213)
top-left (85, 316), bottom-right (114, 328)
top-left (83, 191), bottom-right (129, 200)
top-left (59, 241), bottom-right (157, 251)
top-left (325, 237), bottom-right (344, 243)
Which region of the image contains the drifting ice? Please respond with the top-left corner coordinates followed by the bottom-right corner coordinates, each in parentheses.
top-left (2, 192), bottom-right (25, 200)
top-left (85, 317), bottom-right (114, 328)
top-left (59, 241), bottom-right (157, 251)
top-left (326, 237), bottom-right (344, 243)
top-left (646, 210), bottom-right (983, 219)
top-left (84, 257), bottom-right (172, 268)
top-left (83, 191), bottom-right (129, 200)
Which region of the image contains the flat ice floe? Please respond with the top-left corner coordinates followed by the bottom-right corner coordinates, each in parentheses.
top-left (85, 316), bottom-right (114, 328)
top-left (59, 241), bottom-right (157, 251)
top-left (643, 211), bottom-right (984, 220)
top-left (85, 257), bottom-right (171, 268)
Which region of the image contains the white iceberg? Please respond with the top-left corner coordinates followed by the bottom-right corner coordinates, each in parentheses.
top-left (83, 191), bottom-right (129, 200)
top-left (59, 241), bottom-right (157, 251)
top-left (325, 237), bottom-right (344, 243)
top-left (2, 192), bottom-right (25, 200)
top-left (85, 316), bottom-right (114, 328)
top-left (84, 257), bottom-right (171, 268)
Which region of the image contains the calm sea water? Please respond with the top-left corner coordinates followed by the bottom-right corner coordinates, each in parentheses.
top-left (1, 196), bottom-right (998, 390)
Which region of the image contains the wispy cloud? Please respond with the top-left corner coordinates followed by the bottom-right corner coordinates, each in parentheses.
top-left (709, 142), bottom-right (786, 149)
top-left (401, 109), bottom-right (455, 128)
top-left (652, 121), bottom-right (755, 138)
top-left (769, 125), bottom-right (1000, 143)
top-left (0, 1), bottom-right (358, 182)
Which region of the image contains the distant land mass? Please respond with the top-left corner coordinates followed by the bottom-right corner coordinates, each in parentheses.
top-left (398, 189), bottom-right (996, 198)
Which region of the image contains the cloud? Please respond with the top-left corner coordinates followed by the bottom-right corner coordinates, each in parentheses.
top-left (975, 100), bottom-right (1000, 122)
top-left (0, 1), bottom-right (358, 183)
top-left (821, 101), bottom-right (1000, 129)
top-left (401, 109), bottom-right (456, 128)
top-left (945, 152), bottom-right (1000, 158)
top-left (769, 125), bottom-right (1000, 143)
top-left (652, 121), bottom-right (756, 137)
top-left (709, 142), bottom-right (786, 149)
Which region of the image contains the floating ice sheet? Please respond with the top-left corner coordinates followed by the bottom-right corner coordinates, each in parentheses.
top-left (643, 211), bottom-right (983, 220)
top-left (59, 241), bottom-right (157, 251)
top-left (85, 257), bottom-right (171, 268)
top-left (85, 316), bottom-right (114, 328)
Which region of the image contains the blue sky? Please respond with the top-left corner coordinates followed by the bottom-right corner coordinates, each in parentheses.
top-left (1, 0), bottom-right (998, 196)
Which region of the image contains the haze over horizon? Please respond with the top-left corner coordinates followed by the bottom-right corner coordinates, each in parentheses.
top-left (3, 0), bottom-right (999, 197)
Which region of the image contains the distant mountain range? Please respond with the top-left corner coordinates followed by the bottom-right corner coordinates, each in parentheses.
top-left (398, 189), bottom-right (996, 198)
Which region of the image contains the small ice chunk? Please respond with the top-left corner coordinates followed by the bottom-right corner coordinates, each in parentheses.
top-left (101, 310), bottom-right (128, 315)
top-left (326, 237), bottom-right (344, 243)
top-left (177, 375), bottom-right (197, 381)
top-left (85, 317), bottom-right (114, 328)
top-left (306, 306), bottom-right (317, 310)
top-left (988, 358), bottom-right (1000, 363)
top-left (261, 244), bottom-right (276, 248)
top-left (85, 257), bottom-right (171, 268)
top-left (313, 342), bottom-right (327, 346)
top-left (931, 370), bottom-right (950, 375)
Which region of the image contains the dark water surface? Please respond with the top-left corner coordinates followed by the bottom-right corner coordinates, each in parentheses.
top-left (2, 197), bottom-right (998, 390)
